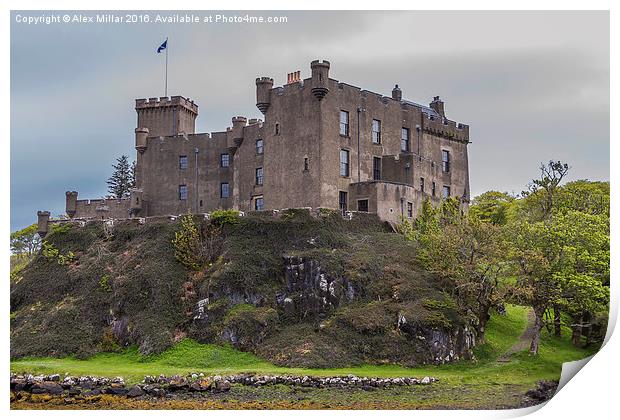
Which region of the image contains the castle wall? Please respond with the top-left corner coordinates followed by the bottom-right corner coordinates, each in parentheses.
top-left (137, 132), bottom-right (233, 216)
top-left (73, 198), bottom-right (131, 220)
top-left (312, 77), bottom-right (468, 211)
top-left (348, 181), bottom-right (440, 224)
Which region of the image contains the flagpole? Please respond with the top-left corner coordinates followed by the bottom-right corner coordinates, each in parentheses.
top-left (164, 37), bottom-right (168, 97)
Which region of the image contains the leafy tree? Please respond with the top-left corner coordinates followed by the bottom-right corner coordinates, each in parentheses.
top-left (551, 211), bottom-right (609, 346)
top-left (507, 207), bottom-right (609, 353)
top-left (10, 224), bottom-right (41, 256)
top-left (521, 160), bottom-right (569, 336)
top-left (470, 191), bottom-right (515, 225)
top-left (107, 155), bottom-right (133, 199)
top-left (506, 218), bottom-right (561, 354)
top-left (416, 214), bottom-right (508, 343)
top-left (400, 197), bottom-right (506, 344)
top-left (521, 160), bottom-right (570, 221)
top-left (555, 180), bottom-right (609, 217)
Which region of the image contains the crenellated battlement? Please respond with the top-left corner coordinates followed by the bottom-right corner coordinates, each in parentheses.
top-left (135, 95), bottom-right (198, 114)
top-left (421, 113), bottom-right (469, 143)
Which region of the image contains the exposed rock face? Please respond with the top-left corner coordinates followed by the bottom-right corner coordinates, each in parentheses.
top-left (279, 256), bottom-right (357, 318)
top-left (398, 315), bottom-right (476, 363)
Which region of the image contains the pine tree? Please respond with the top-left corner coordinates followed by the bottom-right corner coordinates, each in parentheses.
top-left (107, 155), bottom-right (132, 199)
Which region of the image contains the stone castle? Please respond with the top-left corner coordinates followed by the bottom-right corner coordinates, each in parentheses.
top-left (38, 59), bottom-right (470, 229)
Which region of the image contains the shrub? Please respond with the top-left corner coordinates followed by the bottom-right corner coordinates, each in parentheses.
top-left (98, 274), bottom-right (112, 292)
top-left (172, 214), bottom-right (203, 270)
top-left (210, 209), bottom-right (240, 226)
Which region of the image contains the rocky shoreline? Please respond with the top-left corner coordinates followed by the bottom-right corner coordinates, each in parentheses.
top-left (10, 373), bottom-right (438, 400)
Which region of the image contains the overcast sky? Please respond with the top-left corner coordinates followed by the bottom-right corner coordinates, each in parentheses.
top-left (10, 10), bottom-right (609, 231)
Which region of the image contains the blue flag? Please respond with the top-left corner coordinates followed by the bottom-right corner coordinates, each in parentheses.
top-left (157, 39), bottom-right (167, 53)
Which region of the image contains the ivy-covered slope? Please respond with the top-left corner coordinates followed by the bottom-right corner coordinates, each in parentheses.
top-left (11, 210), bottom-right (475, 368)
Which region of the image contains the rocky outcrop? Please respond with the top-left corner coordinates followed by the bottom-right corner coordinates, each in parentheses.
top-left (398, 315), bottom-right (476, 363)
top-left (278, 256), bottom-right (357, 319)
top-left (523, 380), bottom-right (559, 406)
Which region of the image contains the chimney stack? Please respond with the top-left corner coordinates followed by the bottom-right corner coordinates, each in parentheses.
top-left (430, 96), bottom-right (445, 117)
top-left (287, 70), bottom-right (301, 84)
top-left (392, 84), bottom-right (402, 101)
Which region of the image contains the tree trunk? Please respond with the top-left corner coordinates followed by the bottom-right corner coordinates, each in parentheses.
top-left (571, 314), bottom-right (583, 347)
top-left (477, 304), bottom-right (491, 345)
top-left (583, 312), bottom-right (592, 346)
top-left (530, 306), bottom-right (545, 355)
top-left (553, 304), bottom-right (562, 337)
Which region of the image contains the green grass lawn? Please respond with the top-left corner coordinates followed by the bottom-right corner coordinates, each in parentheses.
top-left (10, 305), bottom-right (597, 387)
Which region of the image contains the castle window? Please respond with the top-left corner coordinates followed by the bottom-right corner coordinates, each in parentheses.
top-left (357, 199), bottom-right (369, 212)
top-left (339, 149), bottom-right (350, 177)
top-left (420, 177), bottom-right (425, 192)
top-left (339, 191), bottom-right (348, 213)
top-left (373, 157), bottom-right (381, 181)
top-left (432, 181), bottom-right (436, 197)
top-left (220, 153), bottom-right (230, 168)
top-left (442, 150), bottom-right (451, 172)
top-left (372, 119), bottom-right (381, 144)
top-left (443, 185), bottom-right (451, 199)
top-left (220, 183), bottom-right (230, 198)
top-left (401, 128), bottom-right (410, 152)
top-left (304, 157), bottom-right (309, 171)
top-left (407, 202), bottom-right (413, 218)
top-left (255, 167), bottom-right (264, 185)
top-left (255, 196), bottom-right (264, 211)
top-left (339, 110), bottom-right (349, 136)
top-left (178, 185), bottom-right (188, 200)
top-left (179, 155), bottom-right (188, 170)
top-left (275, 123), bottom-right (280, 135)
top-left (256, 139), bottom-right (264, 155)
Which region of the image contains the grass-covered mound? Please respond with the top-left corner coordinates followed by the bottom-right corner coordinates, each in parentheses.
top-left (11, 221), bottom-right (188, 358)
top-left (11, 209), bottom-right (473, 367)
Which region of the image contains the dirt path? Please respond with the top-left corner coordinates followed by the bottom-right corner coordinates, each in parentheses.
top-left (497, 309), bottom-right (536, 362)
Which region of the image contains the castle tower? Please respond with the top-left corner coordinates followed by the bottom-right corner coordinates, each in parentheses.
top-left (255, 77), bottom-right (274, 115)
top-left (37, 211), bottom-right (50, 238)
top-left (310, 60), bottom-right (330, 100)
top-left (135, 96), bottom-right (198, 137)
top-left (65, 191), bottom-right (78, 218)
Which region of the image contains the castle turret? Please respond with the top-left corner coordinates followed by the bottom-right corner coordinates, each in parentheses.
top-left (130, 188), bottom-right (143, 215)
top-left (231, 116), bottom-right (247, 148)
top-left (310, 60), bottom-right (330, 100)
top-left (392, 84), bottom-right (402, 101)
top-left (65, 191), bottom-right (78, 218)
top-left (430, 96), bottom-right (445, 117)
top-left (255, 77), bottom-right (274, 115)
top-left (37, 211), bottom-right (50, 238)
top-left (135, 96), bottom-right (198, 137)
top-left (135, 127), bottom-right (149, 153)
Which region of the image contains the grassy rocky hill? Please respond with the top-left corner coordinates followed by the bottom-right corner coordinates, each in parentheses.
top-left (11, 209), bottom-right (476, 368)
